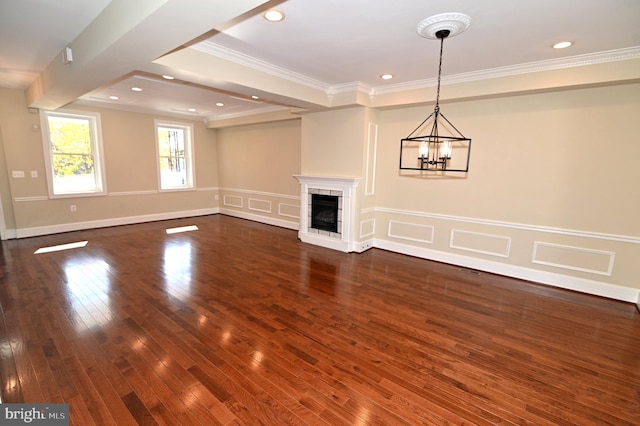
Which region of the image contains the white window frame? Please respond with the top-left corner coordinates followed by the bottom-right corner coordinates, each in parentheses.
top-left (40, 109), bottom-right (107, 198)
top-left (154, 120), bottom-right (195, 191)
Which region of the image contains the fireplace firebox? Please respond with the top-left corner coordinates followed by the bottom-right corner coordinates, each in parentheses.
top-left (311, 194), bottom-right (339, 233)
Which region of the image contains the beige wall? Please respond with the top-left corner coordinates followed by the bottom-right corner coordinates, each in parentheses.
top-left (217, 119), bottom-right (301, 194)
top-left (301, 107), bottom-right (367, 177)
top-left (0, 87), bottom-right (219, 236)
top-left (376, 84), bottom-right (640, 236)
top-left (215, 119), bottom-right (301, 228)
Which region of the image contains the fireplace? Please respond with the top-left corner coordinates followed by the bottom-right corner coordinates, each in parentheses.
top-left (311, 194), bottom-right (340, 233)
top-left (294, 175), bottom-right (360, 252)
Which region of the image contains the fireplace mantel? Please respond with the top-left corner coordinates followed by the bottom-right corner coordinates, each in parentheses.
top-left (294, 175), bottom-right (361, 252)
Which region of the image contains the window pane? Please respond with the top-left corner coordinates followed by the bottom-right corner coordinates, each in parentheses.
top-left (156, 122), bottom-right (193, 190)
top-left (43, 110), bottom-right (105, 196)
top-left (159, 156), bottom-right (187, 187)
top-left (52, 154), bottom-right (97, 192)
top-left (47, 116), bottom-right (92, 154)
top-left (158, 127), bottom-right (185, 157)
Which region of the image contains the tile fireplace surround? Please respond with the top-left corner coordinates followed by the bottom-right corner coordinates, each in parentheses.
top-left (294, 175), bottom-right (360, 252)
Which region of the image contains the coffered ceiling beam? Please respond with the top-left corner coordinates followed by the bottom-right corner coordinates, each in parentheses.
top-left (26, 0), bottom-right (269, 110)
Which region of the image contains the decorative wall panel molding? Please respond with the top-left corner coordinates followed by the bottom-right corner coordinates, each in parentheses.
top-left (532, 241), bottom-right (615, 276)
top-left (365, 122), bottom-right (378, 196)
top-left (450, 229), bottom-right (511, 258)
top-left (219, 187), bottom-right (299, 200)
top-left (360, 219), bottom-right (375, 239)
top-left (14, 196), bottom-right (49, 202)
top-left (248, 198), bottom-right (271, 213)
top-left (219, 208), bottom-right (298, 231)
top-left (278, 203), bottom-right (300, 219)
top-left (223, 195), bottom-right (243, 208)
top-left (376, 207), bottom-right (640, 244)
top-left (388, 220), bottom-right (434, 244)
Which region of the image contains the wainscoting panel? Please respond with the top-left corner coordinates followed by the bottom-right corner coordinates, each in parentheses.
top-left (450, 229), bottom-right (511, 258)
top-left (218, 188), bottom-right (299, 230)
top-left (374, 207), bottom-right (640, 302)
top-left (532, 241), bottom-right (615, 276)
top-left (279, 203), bottom-right (300, 219)
top-left (223, 195), bottom-right (243, 208)
top-left (388, 220), bottom-right (434, 244)
top-left (360, 219), bottom-right (375, 239)
top-left (248, 198), bottom-right (272, 214)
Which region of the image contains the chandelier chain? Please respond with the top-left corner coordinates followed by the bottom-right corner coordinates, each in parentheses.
top-left (435, 35), bottom-right (445, 111)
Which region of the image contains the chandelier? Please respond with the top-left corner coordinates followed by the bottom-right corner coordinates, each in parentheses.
top-left (400, 13), bottom-right (472, 173)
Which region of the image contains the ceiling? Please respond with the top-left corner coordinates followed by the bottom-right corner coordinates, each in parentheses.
top-left (1, 0), bottom-right (638, 124)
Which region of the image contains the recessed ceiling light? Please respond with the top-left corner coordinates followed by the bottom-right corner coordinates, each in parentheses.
top-left (553, 41), bottom-right (573, 49)
top-left (131, 87), bottom-right (142, 92)
top-left (251, 95), bottom-right (260, 100)
top-left (162, 75), bottom-right (175, 80)
top-left (380, 74), bottom-right (394, 80)
top-left (263, 9), bottom-right (285, 22)
top-left (216, 102), bottom-right (224, 107)
top-left (188, 108), bottom-right (196, 112)
top-left (109, 95), bottom-right (119, 100)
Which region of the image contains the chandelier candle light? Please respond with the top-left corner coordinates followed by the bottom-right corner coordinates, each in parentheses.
top-left (400, 13), bottom-right (472, 173)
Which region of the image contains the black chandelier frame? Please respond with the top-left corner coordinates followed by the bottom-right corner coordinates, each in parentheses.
top-left (399, 29), bottom-right (471, 173)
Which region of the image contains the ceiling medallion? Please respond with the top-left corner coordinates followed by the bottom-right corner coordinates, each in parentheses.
top-left (416, 12), bottom-right (471, 40)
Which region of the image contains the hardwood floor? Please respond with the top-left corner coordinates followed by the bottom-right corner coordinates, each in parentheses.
top-left (1, 215), bottom-right (638, 425)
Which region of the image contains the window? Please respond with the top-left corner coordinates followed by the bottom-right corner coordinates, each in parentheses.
top-left (155, 120), bottom-right (195, 190)
top-left (41, 110), bottom-right (107, 197)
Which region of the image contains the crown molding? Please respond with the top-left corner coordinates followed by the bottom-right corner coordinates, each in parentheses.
top-left (372, 46), bottom-right (640, 95)
top-left (191, 41), bottom-right (331, 93)
top-left (330, 81), bottom-right (374, 95)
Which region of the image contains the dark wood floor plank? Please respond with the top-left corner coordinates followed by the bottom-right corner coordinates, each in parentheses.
top-left (122, 390), bottom-right (158, 426)
top-left (0, 215), bottom-right (638, 425)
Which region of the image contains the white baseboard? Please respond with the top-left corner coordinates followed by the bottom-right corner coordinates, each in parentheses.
top-left (219, 208), bottom-right (299, 231)
top-left (351, 239), bottom-right (375, 253)
top-left (2, 228), bottom-right (17, 240)
top-left (374, 238), bottom-right (640, 303)
top-left (15, 208), bottom-right (220, 238)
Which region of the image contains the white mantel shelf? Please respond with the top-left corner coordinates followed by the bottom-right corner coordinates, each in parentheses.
top-left (294, 175), bottom-right (361, 252)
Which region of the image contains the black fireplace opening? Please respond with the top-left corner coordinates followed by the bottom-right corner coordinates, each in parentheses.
top-left (311, 194), bottom-right (339, 233)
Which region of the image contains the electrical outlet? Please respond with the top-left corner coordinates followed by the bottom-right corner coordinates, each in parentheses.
top-left (70, 205), bottom-right (77, 212)
top-left (31, 171), bottom-right (38, 178)
top-left (12, 171), bottom-right (25, 178)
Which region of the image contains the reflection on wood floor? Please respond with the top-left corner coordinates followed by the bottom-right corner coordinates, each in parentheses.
top-left (0, 215), bottom-right (638, 425)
